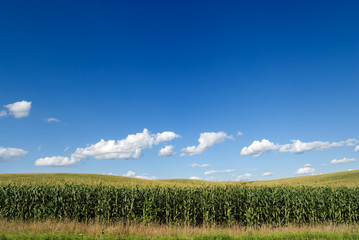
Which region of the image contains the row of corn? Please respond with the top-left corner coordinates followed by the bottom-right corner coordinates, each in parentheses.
top-left (0, 185), bottom-right (358, 226)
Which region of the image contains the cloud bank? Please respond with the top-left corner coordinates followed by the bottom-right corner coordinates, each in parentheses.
top-left (241, 138), bottom-right (358, 157)
top-left (280, 139), bottom-right (357, 154)
top-left (35, 129), bottom-right (180, 166)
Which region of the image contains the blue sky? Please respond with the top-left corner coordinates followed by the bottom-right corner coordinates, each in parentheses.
top-left (0, 0), bottom-right (358, 181)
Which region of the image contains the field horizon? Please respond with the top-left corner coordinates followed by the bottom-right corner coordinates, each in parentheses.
top-left (1, 169), bottom-right (358, 187)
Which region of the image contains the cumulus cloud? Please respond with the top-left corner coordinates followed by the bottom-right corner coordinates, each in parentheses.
top-left (158, 145), bottom-right (176, 157)
top-left (189, 176), bottom-right (201, 180)
top-left (262, 172), bottom-right (273, 176)
top-left (154, 132), bottom-right (180, 144)
top-left (295, 164), bottom-right (315, 175)
top-left (71, 129), bottom-right (179, 160)
top-left (4, 101), bottom-right (32, 118)
top-left (235, 173), bottom-right (252, 181)
top-left (280, 139), bottom-right (358, 154)
top-left (330, 158), bottom-right (356, 164)
top-left (123, 170), bottom-right (136, 177)
top-left (34, 156), bottom-right (78, 166)
top-left (237, 131), bottom-right (243, 136)
top-left (181, 131), bottom-right (232, 156)
top-left (47, 118), bottom-right (60, 123)
top-left (355, 146), bottom-right (359, 152)
top-left (0, 147), bottom-right (28, 161)
top-left (64, 146), bottom-right (70, 152)
top-left (35, 129), bottom-right (179, 166)
top-left (204, 169), bottom-right (235, 175)
top-left (240, 138), bottom-right (358, 157)
top-left (190, 163), bottom-right (210, 168)
top-left (240, 139), bottom-right (280, 157)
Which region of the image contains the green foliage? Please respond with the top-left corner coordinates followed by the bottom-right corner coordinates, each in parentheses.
top-left (1, 185), bottom-right (359, 226)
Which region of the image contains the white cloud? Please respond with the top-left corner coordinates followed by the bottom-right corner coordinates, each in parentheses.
top-left (240, 139), bottom-right (280, 157)
top-left (189, 176), bottom-right (201, 180)
top-left (158, 145), bottom-right (176, 157)
top-left (123, 170), bottom-right (136, 177)
top-left (35, 129), bottom-right (179, 166)
top-left (154, 132), bottom-right (180, 144)
top-left (35, 129), bottom-right (180, 166)
top-left (330, 158), bottom-right (356, 164)
top-left (235, 173), bottom-right (252, 181)
top-left (204, 169), bottom-right (235, 175)
top-left (122, 170), bottom-right (157, 180)
top-left (295, 164), bottom-right (315, 175)
top-left (5, 101), bottom-right (32, 118)
top-left (346, 139), bottom-right (359, 146)
top-left (34, 156), bottom-right (78, 166)
top-left (47, 118), bottom-right (60, 123)
top-left (280, 139), bottom-right (358, 154)
top-left (0, 110), bottom-right (7, 118)
top-left (262, 172), bottom-right (273, 176)
top-left (190, 163), bottom-right (210, 168)
top-left (71, 128), bottom-right (179, 161)
top-left (64, 146), bottom-right (70, 152)
top-left (355, 146), bottom-right (359, 152)
top-left (0, 146), bottom-right (27, 161)
top-left (107, 173), bottom-right (117, 175)
top-left (181, 131), bottom-right (232, 156)
top-left (348, 169), bottom-right (353, 171)
top-left (237, 131), bottom-right (243, 136)
top-left (135, 174), bottom-right (158, 180)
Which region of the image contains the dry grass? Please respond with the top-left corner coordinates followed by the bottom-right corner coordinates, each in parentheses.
top-left (0, 219), bottom-right (358, 237)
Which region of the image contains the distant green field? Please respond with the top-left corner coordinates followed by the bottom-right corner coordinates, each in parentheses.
top-left (0, 170), bottom-right (358, 187)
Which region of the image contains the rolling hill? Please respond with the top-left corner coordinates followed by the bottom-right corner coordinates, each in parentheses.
top-left (0, 170), bottom-right (358, 187)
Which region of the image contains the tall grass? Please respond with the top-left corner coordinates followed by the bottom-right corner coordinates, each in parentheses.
top-left (1, 185), bottom-right (358, 226)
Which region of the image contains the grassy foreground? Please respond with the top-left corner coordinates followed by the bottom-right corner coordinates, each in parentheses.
top-left (2, 232), bottom-right (359, 239)
top-left (0, 220), bottom-right (359, 239)
top-left (0, 170), bottom-right (358, 187)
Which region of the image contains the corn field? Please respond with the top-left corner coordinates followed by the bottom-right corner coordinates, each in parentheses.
top-left (0, 185), bottom-right (358, 226)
